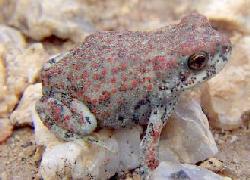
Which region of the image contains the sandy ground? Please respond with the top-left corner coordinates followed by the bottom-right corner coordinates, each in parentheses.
top-left (0, 125), bottom-right (249, 180)
top-left (214, 127), bottom-right (250, 179)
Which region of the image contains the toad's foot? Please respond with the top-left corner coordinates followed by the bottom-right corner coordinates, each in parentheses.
top-left (84, 136), bottom-right (117, 153)
top-left (139, 97), bottom-right (177, 179)
top-left (139, 106), bottom-right (165, 179)
top-left (35, 93), bottom-right (97, 141)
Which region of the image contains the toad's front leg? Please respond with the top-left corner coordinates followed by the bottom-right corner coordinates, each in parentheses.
top-left (140, 97), bottom-right (177, 178)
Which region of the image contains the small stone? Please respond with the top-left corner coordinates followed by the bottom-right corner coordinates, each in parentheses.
top-left (10, 83), bottom-right (42, 126)
top-left (0, 118), bottom-right (13, 143)
top-left (152, 161), bottom-right (224, 180)
top-left (199, 158), bottom-right (237, 179)
top-left (199, 158), bottom-right (224, 173)
top-left (230, 136), bottom-right (238, 143)
top-left (34, 145), bottom-right (46, 165)
top-left (201, 36), bottom-right (250, 130)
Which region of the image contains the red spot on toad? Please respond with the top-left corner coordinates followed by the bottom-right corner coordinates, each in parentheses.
top-left (101, 69), bottom-right (107, 76)
top-left (111, 67), bottom-right (119, 74)
top-left (146, 153), bottom-right (159, 170)
top-left (152, 55), bottom-right (177, 71)
top-left (143, 77), bottom-right (152, 83)
top-left (107, 57), bottom-right (113, 62)
top-left (147, 84), bottom-right (153, 91)
top-left (131, 79), bottom-right (138, 88)
top-left (72, 63), bottom-right (80, 71)
top-left (91, 62), bottom-right (99, 68)
top-left (99, 91), bottom-right (111, 102)
top-left (64, 115), bottom-right (70, 121)
top-left (82, 70), bottom-right (88, 79)
top-left (93, 84), bottom-right (101, 92)
top-left (122, 74), bottom-right (128, 81)
top-left (93, 73), bottom-right (102, 80)
top-left (110, 77), bottom-right (116, 83)
top-left (119, 83), bottom-right (128, 91)
top-left (120, 63), bottom-right (127, 71)
top-left (111, 88), bottom-right (117, 93)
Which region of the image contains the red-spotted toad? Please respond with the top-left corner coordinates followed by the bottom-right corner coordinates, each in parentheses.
top-left (36, 13), bottom-right (232, 176)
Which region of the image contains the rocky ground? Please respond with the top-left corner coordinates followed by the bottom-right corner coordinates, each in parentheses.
top-left (0, 126), bottom-right (249, 179)
top-left (0, 0), bottom-right (249, 179)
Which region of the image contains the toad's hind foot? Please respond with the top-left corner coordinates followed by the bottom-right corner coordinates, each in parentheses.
top-left (83, 136), bottom-right (117, 153)
top-left (35, 94), bottom-right (97, 141)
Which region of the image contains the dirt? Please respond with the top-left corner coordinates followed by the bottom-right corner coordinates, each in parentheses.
top-left (0, 125), bottom-right (249, 179)
top-left (214, 127), bottom-right (250, 179)
top-left (0, 128), bottom-right (39, 180)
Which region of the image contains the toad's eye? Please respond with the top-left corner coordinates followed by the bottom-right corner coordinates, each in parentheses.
top-left (187, 51), bottom-right (209, 71)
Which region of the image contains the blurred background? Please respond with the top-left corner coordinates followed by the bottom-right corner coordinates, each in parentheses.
top-left (0, 0), bottom-right (249, 179)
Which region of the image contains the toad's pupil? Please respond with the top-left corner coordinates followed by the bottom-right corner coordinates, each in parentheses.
top-left (188, 51), bottom-right (208, 70)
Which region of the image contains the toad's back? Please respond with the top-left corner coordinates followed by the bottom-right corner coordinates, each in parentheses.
top-left (41, 30), bottom-right (180, 128)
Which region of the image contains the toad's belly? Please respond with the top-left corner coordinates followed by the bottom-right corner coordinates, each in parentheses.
top-left (89, 94), bottom-right (153, 129)
top-left (96, 101), bottom-right (152, 129)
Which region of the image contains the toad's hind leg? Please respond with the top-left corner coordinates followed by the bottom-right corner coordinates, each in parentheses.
top-left (35, 94), bottom-right (97, 141)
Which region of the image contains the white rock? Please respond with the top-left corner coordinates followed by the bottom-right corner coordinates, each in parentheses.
top-left (0, 52), bottom-right (6, 112)
top-left (10, 83), bottom-right (43, 126)
top-left (201, 36), bottom-right (250, 130)
top-left (4, 0), bottom-right (95, 42)
top-left (0, 41), bottom-right (48, 117)
top-left (0, 25), bottom-right (26, 115)
top-left (160, 93), bottom-right (218, 164)
top-left (0, 25), bottom-right (26, 52)
top-left (152, 161), bottom-right (224, 180)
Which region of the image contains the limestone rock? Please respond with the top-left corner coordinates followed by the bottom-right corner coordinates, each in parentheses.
top-left (0, 41), bottom-right (48, 117)
top-left (201, 36), bottom-right (250, 130)
top-left (0, 25), bottom-right (26, 52)
top-left (0, 118), bottom-right (13, 143)
top-left (2, 0), bottom-right (95, 42)
top-left (0, 25), bottom-right (27, 116)
top-left (160, 93), bottom-right (218, 164)
top-left (0, 54), bottom-right (6, 109)
top-left (152, 161), bottom-right (224, 180)
top-left (198, 0), bottom-right (250, 35)
top-left (10, 83), bottom-right (42, 126)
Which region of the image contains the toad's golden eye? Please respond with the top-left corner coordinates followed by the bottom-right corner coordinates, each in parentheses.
top-left (187, 51), bottom-right (209, 71)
